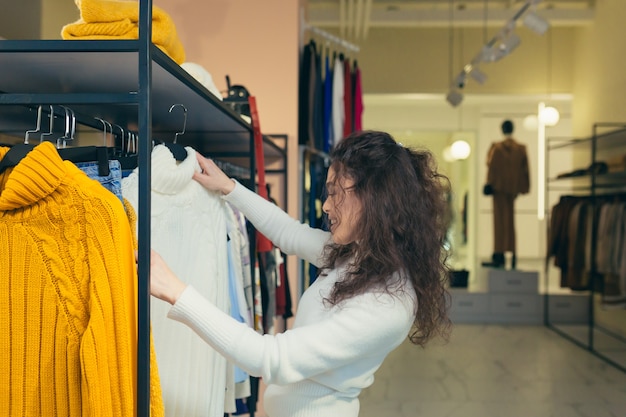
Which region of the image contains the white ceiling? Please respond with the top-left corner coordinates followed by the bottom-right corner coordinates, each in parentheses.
top-left (307, 0), bottom-right (595, 34)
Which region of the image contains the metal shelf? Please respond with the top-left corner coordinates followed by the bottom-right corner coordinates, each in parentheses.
top-left (0, 40), bottom-right (284, 168)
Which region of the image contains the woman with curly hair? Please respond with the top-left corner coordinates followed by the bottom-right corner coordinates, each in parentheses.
top-left (149, 130), bottom-right (452, 417)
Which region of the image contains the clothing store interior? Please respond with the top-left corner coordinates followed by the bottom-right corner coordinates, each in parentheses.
top-left (1, 0), bottom-right (626, 416)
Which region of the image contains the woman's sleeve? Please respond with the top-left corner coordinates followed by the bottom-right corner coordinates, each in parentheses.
top-left (223, 181), bottom-right (330, 266)
top-left (167, 285), bottom-right (414, 387)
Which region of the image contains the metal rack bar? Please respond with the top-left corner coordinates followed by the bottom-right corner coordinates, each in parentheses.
top-left (0, 93), bottom-right (138, 105)
top-left (136, 0), bottom-right (153, 415)
top-left (303, 23), bottom-right (360, 53)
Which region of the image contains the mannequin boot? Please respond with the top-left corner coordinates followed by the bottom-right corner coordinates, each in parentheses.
top-left (510, 253), bottom-right (517, 270)
top-left (481, 252), bottom-right (505, 268)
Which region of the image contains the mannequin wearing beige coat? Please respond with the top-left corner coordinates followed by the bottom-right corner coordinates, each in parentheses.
top-left (483, 120), bottom-right (530, 269)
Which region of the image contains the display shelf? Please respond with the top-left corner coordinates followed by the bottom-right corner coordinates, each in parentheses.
top-left (547, 136), bottom-right (591, 151)
top-left (0, 40), bottom-right (282, 168)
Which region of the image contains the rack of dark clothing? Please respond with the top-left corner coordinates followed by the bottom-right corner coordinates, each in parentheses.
top-left (298, 29), bottom-right (363, 153)
top-left (545, 122), bottom-right (626, 374)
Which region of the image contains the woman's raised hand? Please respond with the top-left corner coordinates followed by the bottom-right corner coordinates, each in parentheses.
top-left (148, 249), bottom-right (188, 305)
top-left (193, 152), bottom-right (236, 195)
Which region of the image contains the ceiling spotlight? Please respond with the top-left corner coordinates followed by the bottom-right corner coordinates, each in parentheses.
top-left (469, 66), bottom-right (487, 84)
top-left (481, 45), bottom-right (502, 63)
top-left (454, 73), bottom-right (467, 89)
top-left (463, 64), bottom-right (488, 85)
top-left (499, 32), bottom-right (522, 54)
top-left (446, 90), bottom-right (463, 107)
top-left (482, 32), bottom-right (521, 62)
top-left (523, 11), bottom-right (550, 35)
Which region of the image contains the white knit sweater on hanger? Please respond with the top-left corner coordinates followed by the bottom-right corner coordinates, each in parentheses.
top-left (122, 145), bottom-right (231, 417)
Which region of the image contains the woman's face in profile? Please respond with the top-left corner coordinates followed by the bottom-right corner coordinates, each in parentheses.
top-left (322, 166), bottom-right (362, 245)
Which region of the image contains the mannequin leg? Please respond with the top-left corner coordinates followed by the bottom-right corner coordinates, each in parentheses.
top-left (482, 252), bottom-right (505, 268)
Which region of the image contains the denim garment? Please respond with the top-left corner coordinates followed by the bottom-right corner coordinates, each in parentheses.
top-left (75, 159), bottom-right (123, 204)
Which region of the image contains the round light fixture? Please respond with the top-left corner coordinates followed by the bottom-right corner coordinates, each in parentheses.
top-left (523, 114), bottom-right (538, 131)
top-left (450, 140), bottom-right (471, 160)
top-left (442, 146), bottom-right (455, 162)
top-left (539, 106), bottom-right (560, 126)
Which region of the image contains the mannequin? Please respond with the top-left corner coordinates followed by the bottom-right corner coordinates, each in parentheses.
top-left (482, 120), bottom-right (530, 269)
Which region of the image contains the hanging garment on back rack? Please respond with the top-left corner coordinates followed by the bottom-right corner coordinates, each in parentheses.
top-left (224, 217), bottom-right (251, 413)
top-left (352, 61), bottom-right (363, 132)
top-left (342, 57), bottom-right (353, 139)
top-left (75, 159), bottom-right (123, 203)
top-left (223, 203), bottom-right (254, 412)
top-left (122, 144), bottom-right (231, 417)
top-left (323, 50), bottom-right (334, 153)
top-left (331, 53), bottom-right (344, 146)
top-left (595, 200), bottom-right (626, 308)
top-left (0, 142), bottom-right (165, 416)
top-left (299, 40), bottom-right (318, 148)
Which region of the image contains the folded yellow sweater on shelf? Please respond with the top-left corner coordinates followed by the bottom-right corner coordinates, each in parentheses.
top-left (61, 0), bottom-right (186, 64)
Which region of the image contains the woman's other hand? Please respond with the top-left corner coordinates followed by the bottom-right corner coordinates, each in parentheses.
top-left (193, 153), bottom-right (236, 195)
top-left (147, 249), bottom-right (187, 305)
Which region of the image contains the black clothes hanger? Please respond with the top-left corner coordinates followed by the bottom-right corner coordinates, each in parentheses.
top-left (161, 142), bottom-right (188, 161)
top-left (56, 108), bottom-right (110, 176)
top-left (112, 124), bottom-right (139, 170)
top-left (0, 143), bottom-right (35, 174)
top-left (0, 105), bottom-right (43, 174)
top-left (58, 146), bottom-right (110, 176)
top-left (117, 131), bottom-right (138, 171)
top-left (160, 104), bottom-right (188, 162)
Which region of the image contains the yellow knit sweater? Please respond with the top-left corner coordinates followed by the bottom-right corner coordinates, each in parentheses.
top-left (0, 142), bottom-right (163, 416)
top-left (61, 0), bottom-right (186, 64)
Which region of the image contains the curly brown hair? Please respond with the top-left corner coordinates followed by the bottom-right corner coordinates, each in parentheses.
top-left (319, 130), bottom-right (452, 346)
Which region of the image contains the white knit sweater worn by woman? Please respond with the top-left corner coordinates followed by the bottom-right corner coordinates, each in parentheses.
top-left (168, 181), bottom-right (417, 417)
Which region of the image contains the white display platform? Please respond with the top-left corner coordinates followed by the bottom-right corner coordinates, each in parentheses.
top-left (449, 267), bottom-right (589, 325)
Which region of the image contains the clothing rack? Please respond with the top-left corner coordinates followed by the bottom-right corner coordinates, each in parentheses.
top-left (0, 2), bottom-right (280, 414)
top-left (215, 158), bottom-right (252, 179)
top-left (544, 122), bottom-right (626, 374)
top-left (303, 24), bottom-right (360, 54)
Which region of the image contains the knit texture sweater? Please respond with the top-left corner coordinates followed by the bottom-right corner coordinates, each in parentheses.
top-left (0, 142), bottom-right (163, 416)
top-left (168, 181), bottom-right (417, 417)
top-left (61, 0), bottom-right (186, 64)
top-left (122, 145), bottom-right (230, 417)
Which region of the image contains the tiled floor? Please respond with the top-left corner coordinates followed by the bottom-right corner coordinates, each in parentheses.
top-left (358, 324), bottom-right (626, 417)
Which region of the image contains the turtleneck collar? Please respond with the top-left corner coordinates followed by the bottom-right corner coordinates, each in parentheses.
top-left (149, 144), bottom-right (199, 195)
top-left (0, 142), bottom-right (67, 211)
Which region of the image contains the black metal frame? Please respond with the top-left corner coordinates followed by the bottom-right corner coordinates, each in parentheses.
top-left (0, 0), bottom-right (287, 413)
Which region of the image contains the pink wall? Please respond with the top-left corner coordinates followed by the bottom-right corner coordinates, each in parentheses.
top-left (156, 0), bottom-right (298, 132)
